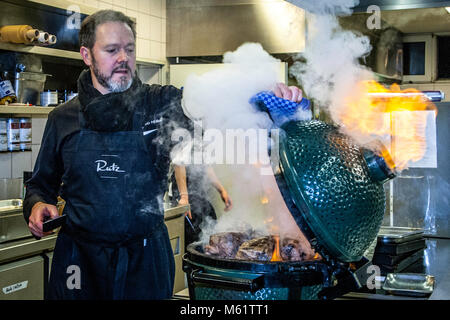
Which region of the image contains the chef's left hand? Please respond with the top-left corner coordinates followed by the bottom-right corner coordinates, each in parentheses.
top-left (273, 83), bottom-right (303, 102)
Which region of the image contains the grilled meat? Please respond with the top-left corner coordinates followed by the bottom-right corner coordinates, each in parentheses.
top-left (235, 236), bottom-right (275, 261)
top-left (281, 237), bottom-right (318, 261)
top-left (204, 232), bottom-right (251, 258)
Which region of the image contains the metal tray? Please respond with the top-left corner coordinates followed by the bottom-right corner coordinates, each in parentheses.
top-left (377, 227), bottom-right (424, 244)
top-left (373, 248), bottom-right (424, 266)
top-left (382, 273), bottom-right (435, 297)
top-left (0, 199), bottom-right (23, 216)
top-left (378, 250), bottom-right (425, 274)
top-left (375, 238), bottom-right (426, 255)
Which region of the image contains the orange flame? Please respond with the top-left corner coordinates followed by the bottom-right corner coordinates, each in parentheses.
top-left (271, 235), bottom-right (282, 262)
top-left (339, 80), bottom-right (437, 171)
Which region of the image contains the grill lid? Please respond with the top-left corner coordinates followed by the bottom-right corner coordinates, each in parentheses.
top-left (278, 120), bottom-right (388, 262)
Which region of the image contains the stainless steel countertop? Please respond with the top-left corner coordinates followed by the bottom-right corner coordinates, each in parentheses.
top-left (164, 204), bottom-right (189, 220)
top-left (0, 235), bottom-right (57, 264)
top-left (341, 237), bottom-right (450, 300)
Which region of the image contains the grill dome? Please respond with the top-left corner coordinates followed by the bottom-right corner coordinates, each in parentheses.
top-left (279, 120), bottom-right (388, 262)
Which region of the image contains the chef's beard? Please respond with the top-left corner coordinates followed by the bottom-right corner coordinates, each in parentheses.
top-left (92, 57), bottom-right (133, 93)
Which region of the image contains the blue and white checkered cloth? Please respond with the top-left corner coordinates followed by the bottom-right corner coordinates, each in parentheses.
top-left (249, 91), bottom-right (310, 117)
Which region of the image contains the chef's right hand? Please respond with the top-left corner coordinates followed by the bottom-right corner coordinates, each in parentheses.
top-left (28, 201), bottom-right (59, 238)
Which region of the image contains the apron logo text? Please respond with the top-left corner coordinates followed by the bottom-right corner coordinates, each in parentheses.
top-left (95, 160), bottom-right (126, 173)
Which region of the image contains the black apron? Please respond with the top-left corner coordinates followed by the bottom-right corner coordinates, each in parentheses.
top-left (47, 105), bottom-right (175, 300)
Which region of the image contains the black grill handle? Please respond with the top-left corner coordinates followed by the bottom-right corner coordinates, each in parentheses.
top-left (191, 270), bottom-right (264, 293)
top-left (318, 257), bottom-right (373, 300)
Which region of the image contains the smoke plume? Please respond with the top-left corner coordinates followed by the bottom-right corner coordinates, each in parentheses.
top-left (288, 0), bottom-right (377, 146)
top-left (182, 42), bottom-right (278, 131)
top-left (182, 43), bottom-right (306, 243)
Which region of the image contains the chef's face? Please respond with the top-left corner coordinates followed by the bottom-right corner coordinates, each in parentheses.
top-left (82, 21), bottom-right (136, 94)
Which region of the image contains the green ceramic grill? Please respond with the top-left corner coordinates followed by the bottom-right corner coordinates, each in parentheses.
top-left (279, 120), bottom-right (392, 262)
top-left (182, 94), bottom-right (395, 300)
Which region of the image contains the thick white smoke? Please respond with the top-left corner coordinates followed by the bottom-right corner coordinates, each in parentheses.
top-left (182, 43), bottom-right (306, 243)
top-left (288, 0), bottom-right (376, 146)
top-left (182, 42), bottom-right (278, 131)
top-left (178, 1), bottom-right (376, 246)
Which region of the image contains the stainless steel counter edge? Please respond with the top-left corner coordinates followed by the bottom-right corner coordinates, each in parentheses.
top-left (164, 204), bottom-right (190, 221)
top-left (0, 235), bottom-right (57, 264)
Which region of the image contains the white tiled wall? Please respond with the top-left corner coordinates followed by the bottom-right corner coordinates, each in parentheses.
top-left (69, 0), bottom-right (167, 62)
top-left (0, 116), bottom-right (47, 179)
top-left (30, 0), bottom-right (166, 62)
top-left (0, 153), bottom-right (12, 179)
top-left (12, 152), bottom-right (32, 179)
top-left (138, 65), bottom-right (162, 85)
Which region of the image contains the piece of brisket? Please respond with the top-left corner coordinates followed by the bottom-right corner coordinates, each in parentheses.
top-left (235, 236), bottom-right (275, 261)
top-left (280, 237), bottom-right (318, 261)
top-left (204, 232), bottom-right (251, 258)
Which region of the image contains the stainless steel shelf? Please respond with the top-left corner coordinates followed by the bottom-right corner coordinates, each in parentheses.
top-left (0, 106), bottom-right (55, 115)
top-left (0, 42), bottom-right (165, 66)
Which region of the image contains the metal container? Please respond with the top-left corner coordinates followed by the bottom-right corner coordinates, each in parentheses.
top-left (377, 226), bottom-right (424, 244)
top-left (382, 273), bottom-right (435, 297)
top-left (0, 118), bottom-right (8, 152)
top-left (19, 118), bottom-right (32, 151)
top-left (374, 238), bottom-right (426, 256)
top-left (376, 249), bottom-right (425, 274)
top-left (66, 92), bottom-right (78, 102)
top-left (40, 90), bottom-right (58, 107)
top-left (0, 199), bottom-right (29, 243)
top-left (14, 72), bottom-right (47, 106)
top-left (6, 118), bottom-right (21, 152)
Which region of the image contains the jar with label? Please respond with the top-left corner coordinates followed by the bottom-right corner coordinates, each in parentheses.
top-left (40, 90), bottom-right (58, 106)
top-left (7, 118), bottom-right (21, 151)
top-left (0, 72), bottom-right (17, 104)
top-left (0, 118), bottom-right (8, 152)
top-left (19, 118), bottom-right (32, 151)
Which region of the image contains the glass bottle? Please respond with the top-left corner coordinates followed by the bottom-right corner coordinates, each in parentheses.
top-left (0, 71), bottom-right (17, 104)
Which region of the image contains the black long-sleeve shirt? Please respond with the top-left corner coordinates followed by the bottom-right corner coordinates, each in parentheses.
top-left (23, 83), bottom-right (191, 223)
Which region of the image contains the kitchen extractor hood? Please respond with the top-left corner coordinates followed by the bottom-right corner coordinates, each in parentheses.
top-left (352, 0), bottom-right (450, 11)
top-left (338, 13), bottom-right (404, 82)
top-left (166, 0), bottom-right (306, 57)
top-left (285, 0), bottom-right (403, 82)
top-left (285, 0), bottom-right (450, 12)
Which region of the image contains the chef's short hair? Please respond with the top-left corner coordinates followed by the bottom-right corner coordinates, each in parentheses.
top-left (79, 10), bottom-right (136, 49)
